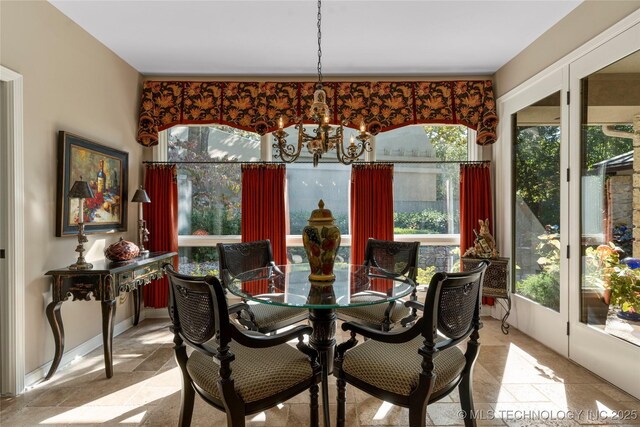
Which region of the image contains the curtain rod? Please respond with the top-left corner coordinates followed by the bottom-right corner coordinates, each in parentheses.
top-left (143, 160), bottom-right (490, 165)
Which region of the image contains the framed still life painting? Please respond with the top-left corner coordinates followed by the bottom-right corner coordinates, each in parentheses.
top-left (56, 131), bottom-right (129, 236)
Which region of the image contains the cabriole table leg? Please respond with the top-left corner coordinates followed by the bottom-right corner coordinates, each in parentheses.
top-left (101, 300), bottom-right (116, 378)
top-left (44, 301), bottom-right (64, 380)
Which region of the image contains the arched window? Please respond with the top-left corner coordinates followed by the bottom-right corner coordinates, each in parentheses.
top-left (160, 123), bottom-right (472, 277)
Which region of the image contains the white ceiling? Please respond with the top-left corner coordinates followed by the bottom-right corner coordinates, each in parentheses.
top-left (48, 0), bottom-right (583, 76)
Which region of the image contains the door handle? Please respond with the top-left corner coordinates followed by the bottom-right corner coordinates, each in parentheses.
top-left (0, 249), bottom-right (5, 259)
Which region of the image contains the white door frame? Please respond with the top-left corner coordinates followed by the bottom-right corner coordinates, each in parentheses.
top-left (495, 67), bottom-right (570, 357)
top-left (0, 65), bottom-right (25, 396)
top-left (568, 22), bottom-right (640, 400)
top-left (496, 9), bottom-right (640, 400)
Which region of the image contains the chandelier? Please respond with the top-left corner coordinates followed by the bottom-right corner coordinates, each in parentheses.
top-left (273, 0), bottom-right (372, 167)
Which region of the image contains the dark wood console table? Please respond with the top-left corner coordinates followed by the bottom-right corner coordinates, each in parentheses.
top-left (44, 251), bottom-right (176, 380)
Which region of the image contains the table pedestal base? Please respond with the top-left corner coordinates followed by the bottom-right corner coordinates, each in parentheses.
top-left (309, 308), bottom-right (337, 427)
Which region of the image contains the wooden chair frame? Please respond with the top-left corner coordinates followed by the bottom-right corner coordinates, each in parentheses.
top-left (217, 240), bottom-right (308, 333)
top-left (165, 265), bottom-right (322, 427)
top-left (337, 238), bottom-right (420, 331)
top-left (334, 261), bottom-right (489, 427)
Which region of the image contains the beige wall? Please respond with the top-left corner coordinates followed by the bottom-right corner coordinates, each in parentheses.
top-left (494, 0), bottom-right (640, 98)
top-left (1, 1), bottom-right (143, 374)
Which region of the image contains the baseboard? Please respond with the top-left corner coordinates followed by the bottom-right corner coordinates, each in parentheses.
top-left (24, 315), bottom-right (136, 389)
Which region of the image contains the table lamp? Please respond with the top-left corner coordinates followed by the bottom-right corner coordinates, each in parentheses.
top-left (68, 179), bottom-right (95, 270)
top-left (131, 186), bottom-right (151, 255)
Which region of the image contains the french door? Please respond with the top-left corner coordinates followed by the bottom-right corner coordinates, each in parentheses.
top-left (496, 15), bottom-right (640, 399)
top-left (568, 22), bottom-right (640, 399)
top-left (497, 68), bottom-right (570, 356)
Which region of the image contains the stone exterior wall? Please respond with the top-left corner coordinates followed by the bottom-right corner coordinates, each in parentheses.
top-left (610, 175), bottom-right (632, 228)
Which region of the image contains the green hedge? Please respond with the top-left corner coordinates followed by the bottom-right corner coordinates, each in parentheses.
top-left (289, 210), bottom-right (349, 234)
top-left (394, 210), bottom-right (449, 234)
top-left (515, 273), bottom-right (560, 311)
top-left (192, 207), bottom-right (240, 235)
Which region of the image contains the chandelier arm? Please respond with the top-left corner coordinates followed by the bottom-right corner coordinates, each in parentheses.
top-left (273, 126), bottom-right (303, 163)
top-left (336, 132), bottom-right (372, 165)
top-left (274, 142), bottom-right (301, 163)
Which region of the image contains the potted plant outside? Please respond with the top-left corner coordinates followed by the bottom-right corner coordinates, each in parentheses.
top-left (585, 244), bottom-right (640, 322)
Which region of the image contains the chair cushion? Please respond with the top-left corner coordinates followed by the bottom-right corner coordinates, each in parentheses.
top-left (337, 297), bottom-right (410, 326)
top-left (341, 335), bottom-right (466, 396)
top-left (243, 302), bottom-right (307, 331)
top-left (187, 341), bottom-right (314, 404)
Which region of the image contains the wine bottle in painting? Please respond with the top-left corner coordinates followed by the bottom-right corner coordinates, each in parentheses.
top-left (97, 159), bottom-right (107, 194)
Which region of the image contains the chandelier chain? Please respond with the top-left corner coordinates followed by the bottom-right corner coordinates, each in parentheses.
top-left (272, 0), bottom-right (372, 166)
top-left (317, 0), bottom-right (322, 85)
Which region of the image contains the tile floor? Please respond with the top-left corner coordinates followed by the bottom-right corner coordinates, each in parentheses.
top-left (1, 317), bottom-right (639, 426)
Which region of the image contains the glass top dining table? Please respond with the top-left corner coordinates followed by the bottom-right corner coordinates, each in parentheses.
top-left (224, 263), bottom-right (416, 309)
top-left (224, 263), bottom-right (416, 427)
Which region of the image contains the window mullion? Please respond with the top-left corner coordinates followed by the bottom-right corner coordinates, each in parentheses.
top-left (154, 130), bottom-right (168, 162)
top-left (261, 133), bottom-right (272, 161)
top-left (467, 128), bottom-right (478, 161)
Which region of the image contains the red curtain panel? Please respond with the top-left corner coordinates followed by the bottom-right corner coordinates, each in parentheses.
top-left (241, 163), bottom-right (287, 265)
top-left (143, 164), bottom-right (178, 308)
top-left (460, 163), bottom-right (494, 305)
top-left (350, 164), bottom-right (394, 280)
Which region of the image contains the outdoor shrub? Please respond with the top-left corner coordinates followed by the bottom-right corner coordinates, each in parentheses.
top-left (417, 266), bottom-right (436, 285)
top-left (191, 206), bottom-right (240, 235)
top-left (516, 273), bottom-right (560, 311)
top-left (394, 209), bottom-right (449, 234)
top-left (289, 210), bottom-right (348, 234)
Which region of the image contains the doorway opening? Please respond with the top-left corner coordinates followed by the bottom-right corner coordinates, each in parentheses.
top-left (0, 66), bottom-right (25, 396)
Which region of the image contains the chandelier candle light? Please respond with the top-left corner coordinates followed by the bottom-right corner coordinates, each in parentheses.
top-left (273, 0), bottom-right (372, 167)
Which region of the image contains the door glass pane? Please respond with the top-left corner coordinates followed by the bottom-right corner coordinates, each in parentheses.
top-left (580, 50), bottom-right (640, 347)
top-left (513, 92), bottom-right (561, 311)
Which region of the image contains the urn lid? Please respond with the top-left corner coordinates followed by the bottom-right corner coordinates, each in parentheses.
top-left (308, 199), bottom-right (335, 223)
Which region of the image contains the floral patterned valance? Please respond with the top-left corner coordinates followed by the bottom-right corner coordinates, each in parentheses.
top-left (137, 80), bottom-right (497, 147)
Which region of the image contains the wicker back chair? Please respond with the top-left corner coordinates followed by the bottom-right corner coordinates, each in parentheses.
top-left (165, 265), bottom-right (321, 427)
top-left (337, 239), bottom-right (420, 331)
top-left (218, 240), bottom-right (275, 279)
top-left (334, 261), bottom-right (489, 427)
top-left (217, 240), bottom-right (308, 333)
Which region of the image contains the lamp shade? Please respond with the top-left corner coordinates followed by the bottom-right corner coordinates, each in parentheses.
top-left (68, 180), bottom-right (95, 199)
top-left (131, 186), bottom-right (151, 203)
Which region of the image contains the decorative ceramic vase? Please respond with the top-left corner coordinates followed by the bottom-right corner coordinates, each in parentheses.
top-left (302, 200), bottom-right (341, 281)
top-left (105, 237), bottom-right (140, 261)
top-left (307, 281), bottom-right (336, 304)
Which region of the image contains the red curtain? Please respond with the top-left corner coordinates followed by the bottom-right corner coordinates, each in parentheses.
top-left (143, 165), bottom-right (178, 308)
top-left (460, 163), bottom-right (494, 305)
top-left (350, 164), bottom-right (394, 280)
top-left (241, 164), bottom-right (287, 265)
